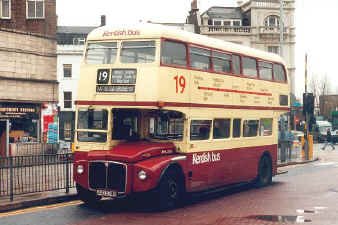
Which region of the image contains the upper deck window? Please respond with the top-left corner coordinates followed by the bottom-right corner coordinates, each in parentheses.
top-left (86, 42), bottom-right (117, 64)
top-left (190, 46), bottom-right (211, 71)
top-left (161, 40), bottom-right (187, 67)
top-left (121, 41), bottom-right (155, 63)
top-left (259, 61), bottom-right (273, 80)
top-left (232, 55), bottom-right (241, 75)
top-left (242, 56), bottom-right (257, 77)
top-left (273, 63), bottom-right (286, 82)
top-left (212, 51), bottom-right (231, 73)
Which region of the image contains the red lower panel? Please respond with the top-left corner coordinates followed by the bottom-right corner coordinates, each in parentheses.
top-left (185, 145), bottom-right (277, 192)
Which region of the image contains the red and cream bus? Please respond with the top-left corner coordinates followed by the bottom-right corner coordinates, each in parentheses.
top-left (73, 23), bottom-right (290, 210)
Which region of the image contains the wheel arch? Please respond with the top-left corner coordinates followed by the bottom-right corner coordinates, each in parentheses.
top-left (158, 162), bottom-right (186, 191)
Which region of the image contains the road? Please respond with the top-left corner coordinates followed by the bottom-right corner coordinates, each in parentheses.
top-left (0, 145), bottom-right (338, 225)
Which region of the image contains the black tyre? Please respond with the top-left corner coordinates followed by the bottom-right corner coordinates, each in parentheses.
top-left (76, 184), bottom-right (101, 206)
top-left (255, 155), bottom-right (272, 188)
top-left (156, 169), bottom-right (184, 211)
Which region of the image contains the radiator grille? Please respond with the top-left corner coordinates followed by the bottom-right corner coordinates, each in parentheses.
top-left (89, 161), bottom-right (126, 192)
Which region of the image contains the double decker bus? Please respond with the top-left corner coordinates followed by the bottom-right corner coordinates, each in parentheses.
top-left (73, 23), bottom-right (290, 210)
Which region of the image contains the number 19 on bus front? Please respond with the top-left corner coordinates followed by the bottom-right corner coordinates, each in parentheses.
top-left (174, 75), bottom-right (186, 94)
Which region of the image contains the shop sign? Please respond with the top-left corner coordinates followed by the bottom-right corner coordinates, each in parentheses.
top-left (0, 103), bottom-right (38, 119)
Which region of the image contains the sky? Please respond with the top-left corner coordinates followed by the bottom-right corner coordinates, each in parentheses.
top-left (56, 0), bottom-right (338, 99)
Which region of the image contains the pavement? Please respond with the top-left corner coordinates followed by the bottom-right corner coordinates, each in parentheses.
top-left (0, 142), bottom-right (336, 213)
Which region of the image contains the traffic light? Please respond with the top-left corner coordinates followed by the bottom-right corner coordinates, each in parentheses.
top-left (303, 93), bottom-right (314, 115)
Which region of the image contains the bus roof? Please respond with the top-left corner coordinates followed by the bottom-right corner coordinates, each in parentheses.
top-left (87, 23), bottom-right (285, 64)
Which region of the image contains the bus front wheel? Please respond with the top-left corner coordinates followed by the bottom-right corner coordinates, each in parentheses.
top-left (156, 169), bottom-right (184, 211)
top-left (255, 155), bottom-right (272, 188)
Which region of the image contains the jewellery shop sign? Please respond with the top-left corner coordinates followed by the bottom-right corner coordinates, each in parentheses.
top-left (0, 103), bottom-right (38, 119)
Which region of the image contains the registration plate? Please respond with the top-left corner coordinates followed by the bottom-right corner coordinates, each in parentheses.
top-left (96, 189), bottom-right (117, 197)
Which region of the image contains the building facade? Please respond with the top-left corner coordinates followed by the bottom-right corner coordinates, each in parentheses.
top-left (0, 0), bottom-right (57, 155)
top-left (187, 0), bottom-right (296, 95)
top-left (319, 95), bottom-right (338, 121)
top-left (56, 26), bottom-right (96, 142)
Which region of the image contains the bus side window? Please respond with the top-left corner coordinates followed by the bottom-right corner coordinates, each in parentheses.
top-left (233, 118), bottom-right (241, 138)
top-left (242, 56), bottom-right (258, 78)
top-left (161, 40), bottom-right (187, 66)
top-left (190, 120), bottom-right (211, 141)
top-left (273, 63), bottom-right (286, 82)
top-left (190, 46), bottom-right (211, 71)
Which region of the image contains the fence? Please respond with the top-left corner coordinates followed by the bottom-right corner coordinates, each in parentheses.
top-left (0, 143), bottom-right (74, 201)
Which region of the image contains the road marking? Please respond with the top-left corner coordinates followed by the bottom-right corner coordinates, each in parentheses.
top-left (0, 200), bottom-right (82, 218)
top-left (315, 162), bottom-right (337, 166)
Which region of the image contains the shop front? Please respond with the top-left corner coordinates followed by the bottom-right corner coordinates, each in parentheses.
top-left (0, 103), bottom-right (41, 150)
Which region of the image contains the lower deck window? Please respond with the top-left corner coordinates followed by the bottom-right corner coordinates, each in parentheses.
top-left (213, 119), bottom-right (231, 139)
top-left (190, 120), bottom-right (211, 140)
top-left (260, 118), bottom-right (273, 136)
top-left (243, 120), bottom-right (259, 137)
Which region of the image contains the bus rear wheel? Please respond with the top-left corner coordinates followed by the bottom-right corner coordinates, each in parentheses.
top-left (76, 184), bottom-right (101, 206)
top-left (255, 155), bottom-right (272, 187)
top-left (156, 169), bottom-right (184, 211)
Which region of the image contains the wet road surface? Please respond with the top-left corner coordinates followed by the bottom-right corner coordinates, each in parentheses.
top-left (1, 159), bottom-right (338, 225)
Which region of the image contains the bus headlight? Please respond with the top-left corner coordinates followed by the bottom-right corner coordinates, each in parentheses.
top-left (77, 165), bottom-right (84, 174)
top-left (138, 170), bottom-right (147, 180)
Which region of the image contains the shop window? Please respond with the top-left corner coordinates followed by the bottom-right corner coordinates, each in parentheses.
top-left (233, 118), bottom-right (241, 138)
top-left (190, 120), bottom-right (211, 141)
top-left (27, 0), bottom-right (44, 19)
top-left (0, 0), bottom-right (10, 19)
top-left (243, 120), bottom-right (259, 137)
top-left (213, 119), bottom-right (230, 139)
top-left (63, 64), bottom-right (72, 78)
top-left (64, 121), bottom-right (72, 140)
top-left (64, 92), bottom-right (72, 109)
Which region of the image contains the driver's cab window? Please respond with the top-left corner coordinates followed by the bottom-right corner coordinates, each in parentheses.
top-left (112, 109), bottom-right (139, 140)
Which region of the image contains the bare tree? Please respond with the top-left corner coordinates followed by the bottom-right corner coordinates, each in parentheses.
top-left (308, 73), bottom-right (331, 116)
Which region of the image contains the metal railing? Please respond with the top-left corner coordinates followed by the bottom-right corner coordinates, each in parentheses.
top-left (0, 146), bottom-right (74, 201)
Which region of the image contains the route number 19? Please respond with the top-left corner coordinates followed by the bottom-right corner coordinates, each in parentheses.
top-left (174, 75), bottom-right (186, 94)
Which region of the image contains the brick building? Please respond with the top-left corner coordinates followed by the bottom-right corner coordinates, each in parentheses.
top-left (0, 0), bottom-right (57, 154)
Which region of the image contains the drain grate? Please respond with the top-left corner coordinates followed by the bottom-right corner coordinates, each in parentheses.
top-left (248, 215), bottom-right (311, 223)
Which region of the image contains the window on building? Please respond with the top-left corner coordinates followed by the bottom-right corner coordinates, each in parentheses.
top-left (212, 51), bottom-right (231, 73)
top-left (73, 38), bottom-right (86, 45)
top-left (233, 118), bottom-right (241, 138)
top-left (223, 21), bottom-right (231, 26)
top-left (260, 118), bottom-right (273, 136)
top-left (259, 61), bottom-right (273, 80)
top-left (161, 40), bottom-right (187, 66)
top-left (0, 0), bottom-right (10, 18)
top-left (190, 46), bottom-right (211, 71)
top-left (243, 120), bottom-right (259, 137)
top-left (64, 92), bottom-right (72, 109)
top-left (232, 20), bottom-right (241, 26)
top-left (190, 120), bottom-right (211, 141)
top-left (213, 20), bottom-right (222, 26)
top-left (242, 56), bottom-right (258, 77)
top-left (63, 64), bottom-right (72, 78)
top-left (273, 63), bottom-right (286, 82)
top-left (268, 46), bottom-right (280, 55)
top-left (213, 119), bottom-right (231, 139)
top-left (264, 15), bottom-right (280, 27)
top-left (27, 0), bottom-right (44, 19)
top-left (64, 121), bottom-right (72, 140)
top-left (232, 54), bottom-right (241, 75)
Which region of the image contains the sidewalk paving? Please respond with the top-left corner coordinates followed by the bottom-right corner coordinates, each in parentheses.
top-left (1, 143), bottom-right (337, 213)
